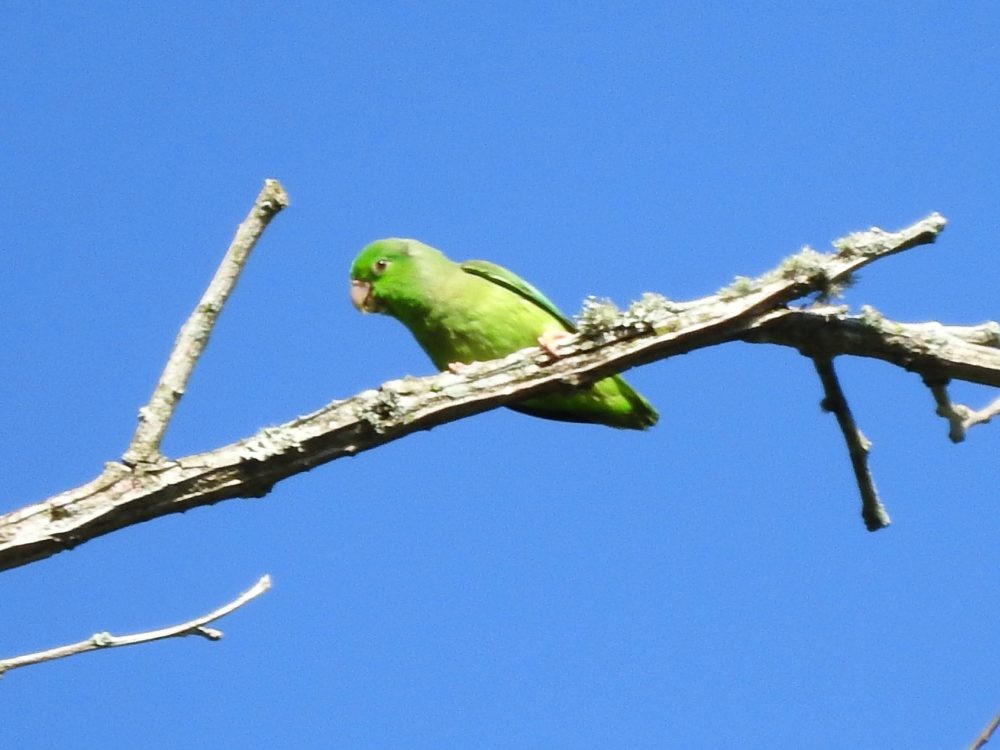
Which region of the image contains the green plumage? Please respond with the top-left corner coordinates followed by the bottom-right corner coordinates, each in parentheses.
top-left (349, 238), bottom-right (658, 430)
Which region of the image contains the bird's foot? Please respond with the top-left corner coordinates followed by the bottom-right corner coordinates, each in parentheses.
top-left (537, 330), bottom-right (573, 358)
top-left (447, 361), bottom-right (470, 374)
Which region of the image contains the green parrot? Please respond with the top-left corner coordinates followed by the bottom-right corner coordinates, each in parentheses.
top-left (349, 238), bottom-right (658, 430)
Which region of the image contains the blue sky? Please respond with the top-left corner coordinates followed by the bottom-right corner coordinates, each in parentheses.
top-left (2, 2), bottom-right (997, 747)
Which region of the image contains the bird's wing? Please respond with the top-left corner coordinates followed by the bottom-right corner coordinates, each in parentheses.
top-left (460, 259), bottom-right (576, 331)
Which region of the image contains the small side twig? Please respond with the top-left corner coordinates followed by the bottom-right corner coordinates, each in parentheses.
top-left (966, 396), bottom-right (1000, 429)
top-left (123, 179), bottom-right (290, 465)
top-left (812, 356), bottom-right (891, 531)
top-left (926, 379), bottom-right (1000, 443)
top-left (0, 575), bottom-right (271, 677)
top-left (743, 307), bottom-right (1000, 389)
top-left (969, 710), bottom-right (1000, 750)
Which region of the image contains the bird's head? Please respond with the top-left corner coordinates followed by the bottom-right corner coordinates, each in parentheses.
top-left (349, 238), bottom-right (444, 314)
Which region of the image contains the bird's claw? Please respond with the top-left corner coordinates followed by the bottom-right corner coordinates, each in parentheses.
top-left (537, 330), bottom-right (573, 358)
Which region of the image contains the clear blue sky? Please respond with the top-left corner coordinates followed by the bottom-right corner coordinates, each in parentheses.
top-left (2, 3), bottom-right (997, 748)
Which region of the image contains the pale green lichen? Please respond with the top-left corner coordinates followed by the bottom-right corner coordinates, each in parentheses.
top-left (627, 292), bottom-right (675, 320)
top-left (772, 246), bottom-right (853, 302)
top-left (622, 292), bottom-right (680, 332)
top-left (575, 296), bottom-right (621, 336)
top-left (859, 304), bottom-right (884, 328)
top-left (575, 293), bottom-right (679, 339)
top-left (832, 229), bottom-right (889, 258)
top-left (776, 247), bottom-right (828, 280)
top-left (815, 280), bottom-right (849, 303)
top-left (833, 235), bottom-right (858, 257)
top-left (356, 387), bottom-right (405, 433)
top-left (717, 275), bottom-right (759, 301)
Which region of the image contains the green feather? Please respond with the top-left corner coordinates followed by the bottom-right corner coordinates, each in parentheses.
top-left (350, 238), bottom-right (658, 430)
top-left (459, 259), bottom-right (573, 329)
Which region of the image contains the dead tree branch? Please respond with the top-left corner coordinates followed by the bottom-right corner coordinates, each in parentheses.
top-left (0, 575), bottom-right (271, 677)
top-left (123, 179), bottom-right (289, 466)
top-left (0, 202), bottom-right (996, 571)
top-left (812, 356), bottom-right (889, 530)
top-left (925, 381), bottom-right (1000, 443)
top-left (969, 710), bottom-right (1000, 750)
top-left (742, 307), bottom-right (1000, 387)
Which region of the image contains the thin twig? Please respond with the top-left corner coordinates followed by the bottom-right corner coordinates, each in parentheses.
top-left (123, 179), bottom-right (289, 465)
top-left (967, 395), bottom-right (1000, 429)
top-left (812, 356), bottom-right (891, 531)
top-left (928, 380), bottom-right (969, 442)
top-left (926, 381), bottom-right (1000, 443)
top-left (0, 575), bottom-right (271, 677)
top-left (969, 710), bottom-right (1000, 750)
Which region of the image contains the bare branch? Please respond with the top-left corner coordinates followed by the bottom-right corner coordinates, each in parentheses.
top-left (969, 710), bottom-right (1000, 750)
top-left (2, 211), bottom-right (990, 570)
top-left (966, 396), bottom-right (1000, 429)
top-left (925, 380), bottom-right (1000, 443)
top-left (743, 307), bottom-right (1000, 388)
top-left (931, 382), bottom-right (968, 442)
top-left (0, 575), bottom-right (271, 677)
top-left (123, 179), bottom-right (290, 466)
top-left (812, 357), bottom-right (891, 531)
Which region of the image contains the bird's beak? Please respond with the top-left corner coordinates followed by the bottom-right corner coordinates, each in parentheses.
top-left (350, 279), bottom-right (378, 312)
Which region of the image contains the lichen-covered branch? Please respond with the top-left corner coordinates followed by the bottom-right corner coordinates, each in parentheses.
top-left (1, 210), bottom-right (995, 570)
top-left (123, 179), bottom-right (289, 466)
top-left (0, 575), bottom-right (270, 677)
top-left (744, 306), bottom-right (1000, 388)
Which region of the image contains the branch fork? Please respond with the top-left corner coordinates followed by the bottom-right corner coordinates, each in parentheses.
top-left (123, 179), bottom-right (289, 466)
top-left (2, 187), bottom-right (998, 674)
top-left (1, 200), bottom-right (996, 576)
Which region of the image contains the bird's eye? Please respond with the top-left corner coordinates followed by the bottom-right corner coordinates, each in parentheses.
top-left (372, 259), bottom-right (389, 274)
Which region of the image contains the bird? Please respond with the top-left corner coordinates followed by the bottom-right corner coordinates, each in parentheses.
top-left (349, 238), bottom-right (658, 430)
